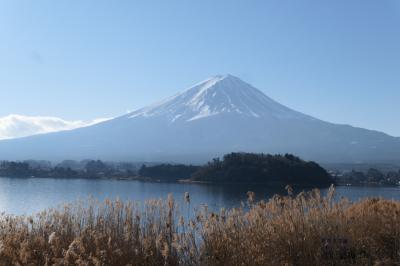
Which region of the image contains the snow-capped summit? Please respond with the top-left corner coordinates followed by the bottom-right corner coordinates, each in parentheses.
top-left (129, 74), bottom-right (308, 122)
top-left (0, 75), bottom-right (399, 164)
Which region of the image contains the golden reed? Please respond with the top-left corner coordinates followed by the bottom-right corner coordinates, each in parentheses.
top-left (0, 186), bottom-right (398, 265)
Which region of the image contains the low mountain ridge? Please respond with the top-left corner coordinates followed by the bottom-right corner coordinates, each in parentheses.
top-left (0, 75), bottom-right (399, 164)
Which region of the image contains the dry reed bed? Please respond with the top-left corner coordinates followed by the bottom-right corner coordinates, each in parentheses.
top-left (0, 186), bottom-right (399, 265)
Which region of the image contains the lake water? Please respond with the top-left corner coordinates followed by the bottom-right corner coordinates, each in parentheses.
top-left (0, 177), bottom-right (399, 215)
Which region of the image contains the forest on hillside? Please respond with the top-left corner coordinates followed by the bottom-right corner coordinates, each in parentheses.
top-left (139, 153), bottom-right (334, 187)
top-left (190, 153), bottom-right (333, 186)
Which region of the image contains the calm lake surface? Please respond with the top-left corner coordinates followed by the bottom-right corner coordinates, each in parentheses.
top-left (0, 177), bottom-right (399, 215)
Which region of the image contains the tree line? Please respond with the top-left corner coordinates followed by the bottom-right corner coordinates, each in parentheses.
top-left (4, 154), bottom-right (399, 187)
top-left (332, 168), bottom-right (400, 186)
top-left (0, 160), bottom-right (136, 179)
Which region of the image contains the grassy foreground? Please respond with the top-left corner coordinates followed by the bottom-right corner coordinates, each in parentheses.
top-left (0, 187), bottom-right (399, 265)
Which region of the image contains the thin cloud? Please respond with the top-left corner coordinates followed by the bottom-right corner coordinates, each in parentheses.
top-left (0, 114), bottom-right (111, 140)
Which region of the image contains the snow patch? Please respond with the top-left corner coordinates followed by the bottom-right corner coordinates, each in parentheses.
top-left (171, 114), bottom-right (182, 122)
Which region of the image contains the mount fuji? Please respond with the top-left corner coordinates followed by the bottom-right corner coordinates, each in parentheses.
top-left (0, 74), bottom-right (399, 163)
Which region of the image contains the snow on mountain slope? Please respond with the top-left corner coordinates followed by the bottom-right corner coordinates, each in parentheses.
top-left (0, 74), bottom-right (399, 163)
top-left (128, 74), bottom-right (312, 122)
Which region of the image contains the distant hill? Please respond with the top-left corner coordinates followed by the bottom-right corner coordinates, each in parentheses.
top-left (190, 153), bottom-right (334, 186)
top-left (0, 74), bottom-right (399, 164)
top-left (138, 153), bottom-right (334, 187)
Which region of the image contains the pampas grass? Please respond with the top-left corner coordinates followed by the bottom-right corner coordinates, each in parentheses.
top-left (0, 186), bottom-right (398, 265)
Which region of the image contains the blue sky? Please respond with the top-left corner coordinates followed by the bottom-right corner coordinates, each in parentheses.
top-left (0, 0), bottom-right (399, 136)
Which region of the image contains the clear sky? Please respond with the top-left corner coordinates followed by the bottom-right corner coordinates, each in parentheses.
top-left (0, 0), bottom-right (399, 136)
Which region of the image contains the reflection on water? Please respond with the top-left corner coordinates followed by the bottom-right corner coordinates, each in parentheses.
top-left (0, 177), bottom-right (399, 215)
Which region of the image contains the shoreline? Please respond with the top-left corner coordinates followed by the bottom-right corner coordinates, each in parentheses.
top-left (0, 175), bottom-right (399, 188)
